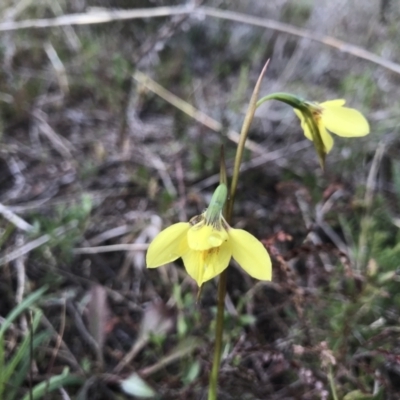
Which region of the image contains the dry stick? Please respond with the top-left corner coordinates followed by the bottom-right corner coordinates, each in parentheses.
top-left (88, 225), bottom-right (132, 246)
top-left (194, 140), bottom-right (310, 190)
top-left (133, 70), bottom-right (264, 154)
top-left (118, 9), bottom-right (190, 151)
top-left (14, 234), bottom-right (27, 306)
top-left (198, 6), bottom-right (400, 76)
top-left (139, 342), bottom-right (198, 377)
top-left (2, 0), bottom-right (35, 20)
top-left (295, 189), bottom-right (334, 272)
top-left (0, 6), bottom-right (399, 75)
top-left (142, 147), bottom-right (177, 197)
top-left (356, 142), bottom-right (386, 272)
top-left (5, 157), bottom-right (26, 201)
top-left (33, 110), bottom-right (74, 159)
top-left (47, 299), bottom-right (67, 375)
top-left (113, 335), bottom-right (149, 374)
top-left (73, 243), bottom-right (148, 254)
top-left (40, 313), bottom-right (84, 373)
top-left (44, 42), bottom-right (69, 94)
top-left (47, 0), bottom-right (81, 52)
top-left (0, 220), bottom-right (78, 266)
top-left (0, 5), bottom-right (195, 30)
top-left (65, 300), bottom-right (104, 369)
top-left (0, 202), bottom-right (34, 232)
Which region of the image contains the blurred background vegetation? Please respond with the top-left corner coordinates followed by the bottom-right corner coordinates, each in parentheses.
top-left (1, 0), bottom-right (400, 399)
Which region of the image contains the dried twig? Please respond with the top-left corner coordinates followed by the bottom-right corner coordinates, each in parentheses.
top-left (44, 42), bottom-right (69, 94)
top-left (88, 225), bottom-right (132, 246)
top-left (356, 141), bottom-right (386, 271)
top-left (73, 243), bottom-right (148, 254)
top-left (142, 148), bottom-right (177, 197)
top-left (0, 220), bottom-right (78, 266)
top-left (14, 234), bottom-right (27, 305)
top-left (133, 70), bottom-right (264, 154)
top-left (4, 157), bottom-right (26, 201)
top-left (33, 110), bottom-right (74, 159)
top-left (40, 312), bottom-right (84, 373)
top-left (198, 7), bottom-right (400, 76)
top-left (47, 299), bottom-right (67, 374)
top-left (0, 202), bottom-right (33, 232)
top-left (66, 300), bottom-right (104, 368)
top-left (47, 0), bottom-right (81, 51)
top-left (0, 5), bottom-right (195, 31)
top-left (0, 6), bottom-right (399, 75)
top-left (194, 140), bottom-right (310, 190)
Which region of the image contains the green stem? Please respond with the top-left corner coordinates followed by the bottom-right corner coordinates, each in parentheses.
top-left (207, 270), bottom-right (227, 400)
top-left (256, 92), bottom-right (305, 110)
top-left (207, 60), bottom-right (269, 400)
top-left (328, 366), bottom-right (339, 400)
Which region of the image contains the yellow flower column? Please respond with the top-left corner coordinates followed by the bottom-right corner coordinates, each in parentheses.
top-left (146, 184), bottom-right (272, 286)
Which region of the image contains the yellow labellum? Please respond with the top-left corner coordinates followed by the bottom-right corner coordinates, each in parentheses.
top-left (146, 213), bottom-right (272, 287)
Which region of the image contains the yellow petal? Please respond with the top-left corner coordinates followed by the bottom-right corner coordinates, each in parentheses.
top-left (187, 223), bottom-right (228, 251)
top-left (228, 228), bottom-right (272, 281)
top-left (182, 242), bottom-right (231, 286)
top-left (318, 122), bottom-right (334, 153)
top-left (321, 103), bottom-right (370, 137)
top-left (146, 223), bottom-right (190, 268)
top-left (294, 109), bottom-right (313, 141)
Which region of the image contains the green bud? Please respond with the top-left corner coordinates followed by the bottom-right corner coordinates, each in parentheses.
top-left (205, 184), bottom-right (228, 223)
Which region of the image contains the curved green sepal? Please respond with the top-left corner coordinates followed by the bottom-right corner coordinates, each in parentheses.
top-left (256, 92), bottom-right (306, 110)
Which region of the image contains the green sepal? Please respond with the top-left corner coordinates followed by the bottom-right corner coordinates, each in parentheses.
top-left (205, 184), bottom-right (228, 223)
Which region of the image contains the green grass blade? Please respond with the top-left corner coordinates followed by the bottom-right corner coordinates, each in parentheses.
top-left (3, 310), bottom-right (42, 384)
top-left (21, 369), bottom-right (83, 400)
top-left (6, 331), bottom-right (51, 400)
top-left (0, 334), bottom-right (5, 398)
top-left (0, 286), bottom-right (47, 338)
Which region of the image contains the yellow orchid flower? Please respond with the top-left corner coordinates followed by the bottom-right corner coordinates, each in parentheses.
top-left (257, 93), bottom-right (370, 168)
top-left (146, 185), bottom-right (272, 287)
top-left (293, 99), bottom-right (370, 154)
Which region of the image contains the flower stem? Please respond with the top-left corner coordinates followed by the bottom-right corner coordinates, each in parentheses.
top-left (227, 61), bottom-right (270, 220)
top-left (207, 270), bottom-right (227, 400)
top-left (328, 366), bottom-right (339, 400)
top-left (207, 60), bottom-right (269, 400)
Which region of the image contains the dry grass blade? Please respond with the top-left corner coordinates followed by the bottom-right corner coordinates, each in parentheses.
top-left (113, 302), bottom-right (174, 374)
top-left (133, 70), bottom-right (264, 154)
top-left (0, 203), bottom-right (33, 232)
top-left (0, 5), bottom-right (196, 30)
top-left (87, 285), bottom-right (110, 353)
top-left (33, 110), bottom-right (74, 159)
top-left (66, 300), bottom-right (104, 368)
top-left (139, 337), bottom-right (200, 378)
top-left (73, 243), bottom-right (148, 254)
top-left (0, 6), bottom-right (398, 75)
top-left (198, 7), bottom-right (400, 76)
top-left (194, 140), bottom-right (310, 190)
top-left (0, 221), bottom-right (78, 266)
top-left (356, 141), bottom-right (386, 271)
top-left (44, 42), bottom-right (69, 94)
